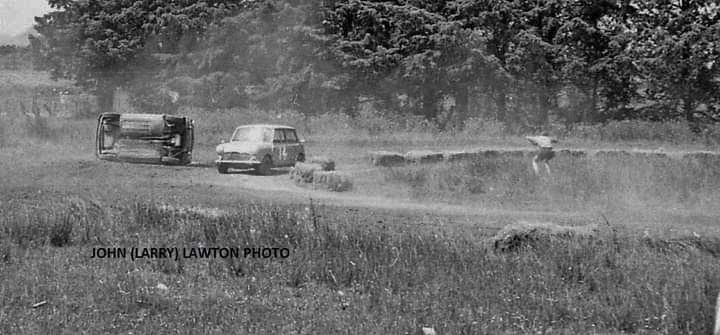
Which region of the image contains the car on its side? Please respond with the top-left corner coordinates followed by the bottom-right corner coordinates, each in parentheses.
top-left (215, 124), bottom-right (305, 175)
top-left (96, 113), bottom-right (194, 165)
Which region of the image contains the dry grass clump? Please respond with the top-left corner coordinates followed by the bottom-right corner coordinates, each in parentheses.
top-left (311, 171), bottom-right (353, 192)
top-left (490, 221), bottom-right (605, 252)
top-left (1, 196), bottom-right (108, 248)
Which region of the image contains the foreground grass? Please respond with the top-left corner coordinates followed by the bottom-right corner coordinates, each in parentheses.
top-left (1, 198), bottom-right (719, 334)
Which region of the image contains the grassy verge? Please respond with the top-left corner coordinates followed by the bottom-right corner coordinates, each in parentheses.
top-left (380, 152), bottom-right (720, 212)
top-left (1, 198), bottom-right (718, 334)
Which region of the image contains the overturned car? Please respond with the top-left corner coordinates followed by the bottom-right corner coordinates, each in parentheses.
top-left (96, 113), bottom-right (194, 165)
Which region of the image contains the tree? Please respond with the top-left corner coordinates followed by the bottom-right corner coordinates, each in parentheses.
top-left (504, 0), bottom-right (564, 127)
top-left (31, 0), bottom-right (250, 113)
top-left (631, 0), bottom-right (720, 123)
top-left (551, 0), bottom-right (639, 123)
top-left (448, 0), bottom-right (522, 126)
top-left (325, 0), bottom-right (499, 127)
top-left (324, 1), bottom-right (446, 120)
top-left (177, 0), bottom-right (340, 113)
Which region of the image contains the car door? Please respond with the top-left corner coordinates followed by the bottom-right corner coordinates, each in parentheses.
top-left (271, 128), bottom-right (287, 165)
top-left (283, 129), bottom-right (303, 164)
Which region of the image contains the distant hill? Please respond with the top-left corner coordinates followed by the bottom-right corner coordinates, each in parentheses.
top-left (0, 28), bottom-right (37, 46)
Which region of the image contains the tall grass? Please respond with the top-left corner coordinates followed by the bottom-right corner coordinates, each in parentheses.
top-left (1, 198), bottom-right (719, 333)
top-left (182, 106), bottom-right (720, 148)
top-left (563, 119), bottom-right (720, 145)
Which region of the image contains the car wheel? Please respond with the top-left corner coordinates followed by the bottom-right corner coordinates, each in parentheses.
top-left (255, 155), bottom-right (272, 175)
top-left (178, 153), bottom-right (192, 165)
top-left (217, 164), bottom-right (229, 174)
top-left (296, 153), bottom-right (305, 163)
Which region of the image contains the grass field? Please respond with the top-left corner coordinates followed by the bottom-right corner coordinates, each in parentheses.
top-left (1, 71), bottom-right (720, 334)
top-left (1, 196), bottom-right (719, 334)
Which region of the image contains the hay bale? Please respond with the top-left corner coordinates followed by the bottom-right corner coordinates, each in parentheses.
top-left (368, 151), bottom-right (405, 167)
top-left (308, 156), bottom-right (335, 171)
top-left (443, 150), bottom-right (475, 162)
top-left (500, 149), bottom-right (529, 159)
top-left (490, 221), bottom-right (602, 252)
top-left (290, 162), bottom-right (323, 183)
top-left (593, 150), bottom-right (631, 160)
top-left (404, 150), bottom-right (444, 164)
top-left (642, 152), bottom-right (668, 159)
top-left (556, 149), bottom-right (586, 158)
top-left (312, 170), bottom-right (353, 192)
top-left (479, 150), bottom-right (501, 158)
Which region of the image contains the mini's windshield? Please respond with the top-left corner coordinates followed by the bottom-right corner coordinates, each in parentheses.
top-left (231, 127), bottom-right (271, 142)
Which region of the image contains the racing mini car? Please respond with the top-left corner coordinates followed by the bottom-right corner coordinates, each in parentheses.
top-left (96, 113), bottom-right (194, 165)
top-left (215, 124), bottom-right (305, 175)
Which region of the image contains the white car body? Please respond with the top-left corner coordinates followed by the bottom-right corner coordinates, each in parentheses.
top-left (215, 124), bottom-right (305, 175)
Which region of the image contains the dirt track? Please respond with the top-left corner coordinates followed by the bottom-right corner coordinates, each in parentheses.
top-left (198, 165), bottom-right (591, 220)
top-left (4, 146), bottom-right (720, 237)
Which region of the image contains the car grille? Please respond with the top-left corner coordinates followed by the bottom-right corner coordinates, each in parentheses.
top-left (223, 153), bottom-right (252, 161)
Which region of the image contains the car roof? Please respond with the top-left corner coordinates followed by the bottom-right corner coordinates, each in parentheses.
top-left (235, 124), bottom-right (296, 130)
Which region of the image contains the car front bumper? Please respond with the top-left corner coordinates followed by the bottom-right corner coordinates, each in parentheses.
top-left (215, 159), bottom-right (261, 169)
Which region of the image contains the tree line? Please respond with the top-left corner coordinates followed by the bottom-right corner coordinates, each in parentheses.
top-left (30, 0), bottom-right (720, 130)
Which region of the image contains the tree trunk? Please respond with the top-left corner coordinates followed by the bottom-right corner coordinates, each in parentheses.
top-left (588, 77), bottom-right (598, 123)
top-left (495, 83), bottom-right (507, 124)
top-left (537, 88), bottom-right (549, 127)
top-left (684, 92), bottom-right (694, 123)
top-left (422, 85), bottom-right (437, 121)
top-left (455, 84), bottom-right (469, 128)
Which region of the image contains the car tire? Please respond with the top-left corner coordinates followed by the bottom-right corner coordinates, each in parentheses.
top-left (296, 153), bottom-right (305, 163)
top-left (217, 164), bottom-right (229, 174)
top-left (255, 155), bottom-right (272, 175)
top-left (180, 153), bottom-right (192, 165)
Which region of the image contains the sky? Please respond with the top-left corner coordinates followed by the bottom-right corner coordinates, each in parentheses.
top-left (0, 0), bottom-right (51, 36)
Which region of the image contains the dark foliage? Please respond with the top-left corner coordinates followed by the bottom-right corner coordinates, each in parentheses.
top-left (30, 0), bottom-right (720, 128)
